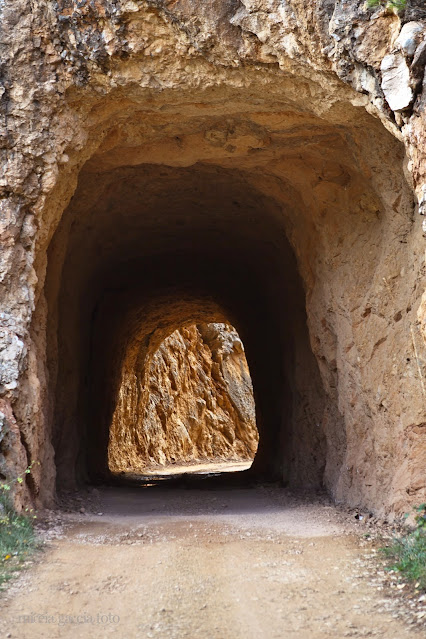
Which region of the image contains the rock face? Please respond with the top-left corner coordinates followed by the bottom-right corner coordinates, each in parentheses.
top-left (0, 0), bottom-right (425, 514)
top-left (108, 323), bottom-right (258, 472)
top-left (381, 52), bottom-right (414, 111)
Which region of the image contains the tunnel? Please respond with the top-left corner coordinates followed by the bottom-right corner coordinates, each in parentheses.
top-left (30, 78), bottom-right (422, 513)
top-left (46, 161), bottom-right (327, 489)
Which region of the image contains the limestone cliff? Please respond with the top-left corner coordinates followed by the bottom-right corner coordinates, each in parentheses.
top-left (108, 323), bottom-right (258, 472)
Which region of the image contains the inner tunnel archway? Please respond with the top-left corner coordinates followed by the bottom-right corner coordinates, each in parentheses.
top-left (107, 320), bottom-right (259, 476)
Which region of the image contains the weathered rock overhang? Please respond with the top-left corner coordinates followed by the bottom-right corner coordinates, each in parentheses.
top-left (0, 1), bottom-right (425, 514)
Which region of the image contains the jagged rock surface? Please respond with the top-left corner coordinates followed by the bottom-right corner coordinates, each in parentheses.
top-left (108, 323), bottom-right (258, 472)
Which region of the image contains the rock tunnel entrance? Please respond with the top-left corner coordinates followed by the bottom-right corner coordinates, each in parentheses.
top-left (107, 321), bottom-right (259, 477)
top-left (30, 76), bottom-right (424, 515)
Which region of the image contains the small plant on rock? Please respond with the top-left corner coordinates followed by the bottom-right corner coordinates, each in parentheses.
top-left (0, 462), bottom-right (40, 589)
top-left (366, 0), bottom-right (407, 13)
top-left (381, 504), bottom-right (426, 591)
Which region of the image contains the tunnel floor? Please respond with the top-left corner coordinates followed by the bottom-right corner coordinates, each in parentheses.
top-left (0, 486), bottom-right (423, 638)
top-left (110, 459), bottom-right (254, 488)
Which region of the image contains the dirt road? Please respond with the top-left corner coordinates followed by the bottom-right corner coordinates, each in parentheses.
top-left (0, 483), bottom-right (424, 638)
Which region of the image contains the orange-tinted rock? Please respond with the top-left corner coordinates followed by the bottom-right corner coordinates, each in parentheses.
top-left (108, 323), bottom-right (258, 472)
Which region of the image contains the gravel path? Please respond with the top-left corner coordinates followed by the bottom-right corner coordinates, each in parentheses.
top-left (0, 484), bottom-right (424, 638)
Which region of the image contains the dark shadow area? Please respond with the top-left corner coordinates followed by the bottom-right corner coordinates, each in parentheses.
top-left (87, 248), bottom-right (294, 484)
top-left (109, 468), bottom-right (264, 489)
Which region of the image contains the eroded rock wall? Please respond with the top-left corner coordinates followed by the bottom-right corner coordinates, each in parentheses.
top-left (108, 323), bottom-right (258, 472)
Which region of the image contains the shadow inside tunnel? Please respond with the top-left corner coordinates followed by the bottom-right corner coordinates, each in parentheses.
top-left (107, 466), bottom-right (274, 490)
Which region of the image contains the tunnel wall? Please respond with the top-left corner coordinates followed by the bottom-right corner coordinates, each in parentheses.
top-left (0, 0), bottom-right (425, 514)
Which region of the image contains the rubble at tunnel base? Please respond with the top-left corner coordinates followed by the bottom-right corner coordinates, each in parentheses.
top-left (0, 0), bottom-right (425, 515)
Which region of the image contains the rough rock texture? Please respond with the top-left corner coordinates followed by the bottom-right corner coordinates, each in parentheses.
top-left (108, 323), bottom-right (258, 472)
top-left (0, 0), bottom-right (425, 514)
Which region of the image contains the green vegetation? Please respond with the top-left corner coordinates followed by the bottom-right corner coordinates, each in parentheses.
top-left (0, 462), bottom-right (40, 589)
top-left (381, 504), bottom-right (426, 591)
top-left (366, 0), bottom-right (407, 12)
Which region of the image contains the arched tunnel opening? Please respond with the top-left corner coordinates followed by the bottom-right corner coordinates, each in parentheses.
top-left (34, 86), bottom-right (421, 511)
top-left (46, 162), bottom-right (328, 492)
top-left (49, 161), bottom-right (332, 496)
top-left (107, 320), bottom-right (259, 478)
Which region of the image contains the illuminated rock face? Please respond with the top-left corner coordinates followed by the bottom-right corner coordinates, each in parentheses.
top-left (0, 0), bottom-right (425, 513)
top-left (108, 323), bottom-right (258, 473)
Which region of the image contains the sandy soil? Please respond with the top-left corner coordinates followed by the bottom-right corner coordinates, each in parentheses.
top-left (0, 484), bottom-right (424, 639)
